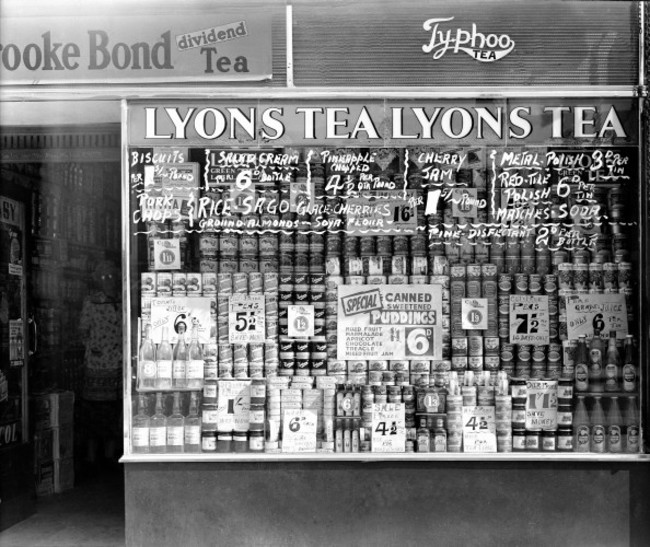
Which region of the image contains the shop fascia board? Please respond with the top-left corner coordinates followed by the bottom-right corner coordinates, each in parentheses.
top-left (0, 85), bottom-right (639, 103)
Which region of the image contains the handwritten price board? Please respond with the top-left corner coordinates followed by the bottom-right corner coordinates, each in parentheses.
top-left (565, 293), bottom-right (627, 339)
top-left (150, 297), bottom-right (212, 345)
top-left (216, 380), bottom-right (251, 432)
top-left (371, 403), bottom-right (406, 453)
top-left (288, 305), bottom-right (315, 338)
top-left (525, 380), bottom-right (558, 430)
top-left (509, 294), bottom-right (550, 345)
top-left (282, 410), bottom-right (318, 453)
top-left (229, 294), bottom-right (265, 344)
top-left (462, 406), bottom-right (497, 453)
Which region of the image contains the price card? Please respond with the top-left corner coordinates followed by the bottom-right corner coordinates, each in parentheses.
top-left (565, 293), bottom-right (627, 339)
top-left (153, 239), bottom-right (181, 270)
top-left (281, 410), bottom-right (317, 453)
top-left (229, 294), bottom-right (265, 344)
top-left (462, 406), bottom-right (497, 453)
top-left (371, 403), bottom-right (406, 453)
top-left (509, 294), bottom-right (549, 345)
top-left (451, 188), bottom-right (479, 219)
top-left (216, 380), bottom-right (251, 432)
top-left (461, 298), bottom-right (488, 330)
top-left (288, 305), bottom-right (315, 338)
top-left (525, 380), bottom-right (558, 430)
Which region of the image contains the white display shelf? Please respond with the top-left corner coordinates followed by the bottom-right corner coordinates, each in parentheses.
top-left (121, 452), bottom-right (650, 464)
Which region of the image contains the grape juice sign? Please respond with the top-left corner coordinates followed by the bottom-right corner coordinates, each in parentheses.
top-left (337, 284), bottom-right (442, 360)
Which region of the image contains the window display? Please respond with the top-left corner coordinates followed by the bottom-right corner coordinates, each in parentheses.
top-left (124, 99), bottom-right (642, 458)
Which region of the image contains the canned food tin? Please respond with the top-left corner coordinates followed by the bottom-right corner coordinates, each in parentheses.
top-left (558, 263), bottom-right (573, 290)
top-left (573, 264), bottom-right (588, 291)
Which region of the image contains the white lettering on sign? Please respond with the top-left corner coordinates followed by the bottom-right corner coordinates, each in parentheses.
top-left (422, 17), bottom-right (515, 62)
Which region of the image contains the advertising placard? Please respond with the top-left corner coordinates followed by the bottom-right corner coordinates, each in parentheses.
top-left (462, 406), bottom-right (497, 453)
top-left (509, 294), bottom-right (549, 345)
top-left (337, 284), bottom-right (442, 360)
top-left (371, 403), bottom-right (406, 453)
top-left (565, 293), bottom-right (628, 339)
top-left (281, 410), bottom-right (318, 453)
top-left (229, 294), bottom-right (265, 343)
top-left (150, 297), bottom-right (211, 344)
top-left (217, 380), bottom-right (251, 432)
top-left (525, 380), bottom-right (558, 430)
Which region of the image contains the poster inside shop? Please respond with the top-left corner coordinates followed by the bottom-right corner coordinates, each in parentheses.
top-left (150, 297), bottom-right (212, 344)
top-left (345, 190), bottom-right (419, 235)
top-left (371, 403), bottom-right (406, 453)
top-left (229, 293), bottom-right (266, 343)
top-left (508, 294), bottom-right (550, 345)
top-left (565, 293), bottom-right (628, 339)
top-left (525, 380), bottom-right (558, 430)
top-left (281, 409), bottom-right (318, 453)
top-left (141, 162), bottom-right (200, 222)
top-left (217, 380), bottom-right (251, 432)
top-left (462, 406), bottom-right (497, 453)
top-left (337, 284), bottom-right (442, 361)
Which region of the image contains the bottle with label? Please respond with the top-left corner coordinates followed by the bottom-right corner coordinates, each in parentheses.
top-left (186, 325), bottom-right (204, 390)
top-left (149, 392), bottom-right (167, 454)
top-left (138, 324), bottom-right (156, 389)
top-left (625, 395), bottom-right (640, 453)
top-left (604, 332), bottom-right (621, 393)
top-left (132, 394), bottom-right (150, 454)
top-left (172, 330), bottom-right (188, 389)
top-left (416, 417), bottom-right (430, 453)
top-left (573, 395), bottom-right (590, 452)
top-left (590, 395), bottom-right (606, 453)
top-left (574, 336), bottom-right (589, 392)
top-left (607, 396), bottom-right (623, 453)
top-left (588, 329), bottom-right (604, 393)
top-left (622, 335), bottom-right (637, 393)
top-left (432, 417), bottom-right (447, 452)
top-left (184, 392), bottom-right (202, 453)
top-left (166, 392), bottom-right (185, 453)
top-left (156, 326), bottom-right (173, 390)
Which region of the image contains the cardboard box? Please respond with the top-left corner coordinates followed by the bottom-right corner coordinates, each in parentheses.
top-left (35, 460), bottom-right (54, 497)
top-left (33, 428), bottom-right (54, 465)
top-left (54, 458), bottom-right (74, 493)
top-left (32, 390), bottom-right (75, 430)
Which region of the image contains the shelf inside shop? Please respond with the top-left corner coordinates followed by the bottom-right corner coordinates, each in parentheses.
top-left (577, 392), bottom-right (640, 398)
top-left (120, 452), bottom-right (650, 464)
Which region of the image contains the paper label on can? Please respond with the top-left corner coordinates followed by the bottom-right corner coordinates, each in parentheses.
top-left (228, 294), bottom-right (265, 344)
top-left (462, 406), bottom-right (496, 453)
top-left (508, 294), bottom-right (550, 345)
top-left (281, 410), bottom-right (317, 453)
top-left (371, 403), bottom-right (406, 453)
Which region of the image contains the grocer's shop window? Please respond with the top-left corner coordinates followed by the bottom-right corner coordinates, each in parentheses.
top-left (126, 100), bottom-right (641, 458)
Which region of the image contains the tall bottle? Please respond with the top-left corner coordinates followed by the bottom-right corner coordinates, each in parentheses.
top-left (588, 329), bottom-right (604, 393)
top-left (604, 332), bottom-right (621, 392)
top-left (166, 392), bottom-right (185, 454)
top-left (625, 395), bottom-right (640, 453)
top-left (622, 335), bottom-right (637, 393)
top-left (172, 330), bottom-right (188, 389)
top-left (606, 396), bottom-right (623, 453)
top-left (184, 392), bottom-right (202, 453)
top-left (186, 325), bottom-right (204, 390)
top-left (574, 395), bottom-right (590, 452)
top-left (156, 326), bottom-right (173, 390)
top-left (149, 392), bottom-right (167, 454)
top-left (590, 396), bottom-right (606, 453)
top-left (416, 417), bottom-right (430, 453)
top-left (132, 394), bottom-right (150, 454)
top-left (574, 336), bottom-right (589, 392)
top-left (138, 324), bottom-right (156, 389)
